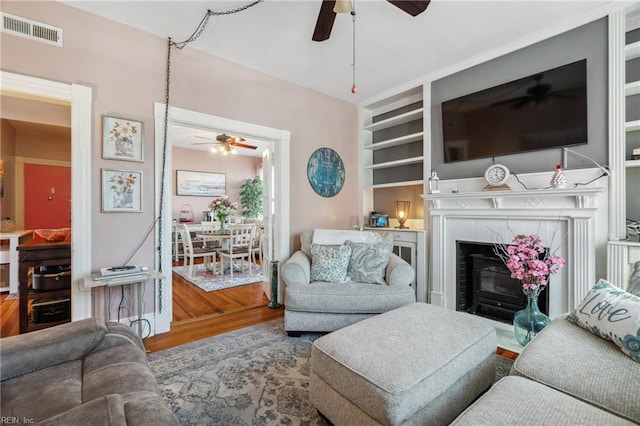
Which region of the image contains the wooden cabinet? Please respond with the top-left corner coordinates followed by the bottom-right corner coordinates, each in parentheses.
top-left (18, 239), bottom-right (71, 333)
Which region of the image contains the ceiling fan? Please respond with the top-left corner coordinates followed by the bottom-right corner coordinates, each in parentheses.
top-left (312, 0), bottom-right (430, 42)
top-left (191, 133), bottom-right (257, 154)
top-left (491, 74), bottom-right (571, 110)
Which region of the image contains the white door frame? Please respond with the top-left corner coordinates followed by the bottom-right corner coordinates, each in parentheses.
top-left (153, 103), bottom-right (290, 334)
top-left (0, 71), bottom-right (93, 320)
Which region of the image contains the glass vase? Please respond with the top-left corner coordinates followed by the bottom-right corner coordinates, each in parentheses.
top-left (513, 294), bottom-right (550, 346)
top-left (217, 215), bottom-right (226, 232)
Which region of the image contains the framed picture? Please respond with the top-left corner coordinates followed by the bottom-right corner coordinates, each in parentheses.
top-left (102, 169), bottom-right (143, 212)
top-left (102, 115), bottom-right (143, 162)
top-left (176, 170), bottom-right (226, 197)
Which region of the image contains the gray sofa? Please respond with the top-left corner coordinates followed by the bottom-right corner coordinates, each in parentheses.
top-left (451, 314), bottom-right (640, 425)
top-left (0, 317), bottom-right (178, 425)
top-left (282, 229), bottom-right (416, 335)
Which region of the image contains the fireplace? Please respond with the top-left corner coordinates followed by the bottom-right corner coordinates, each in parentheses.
top-left (456, 241), bottom-right (548, 324)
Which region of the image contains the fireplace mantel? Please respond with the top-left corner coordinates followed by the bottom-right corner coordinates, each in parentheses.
top-left (421, 187), bottom-right (605, 210)
top-left (425, 182), bottom-right (607, 352)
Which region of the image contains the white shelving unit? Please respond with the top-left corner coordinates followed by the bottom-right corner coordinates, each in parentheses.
top-left (361, 86), bottom-right (425, 191)
top-left (607, 4), bottom-right (640, 286)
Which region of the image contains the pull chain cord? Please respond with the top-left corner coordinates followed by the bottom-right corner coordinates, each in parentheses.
top-left (351, 5), bottom-right (357, 94)
top-left (156, 0), bottom-right (263, 315)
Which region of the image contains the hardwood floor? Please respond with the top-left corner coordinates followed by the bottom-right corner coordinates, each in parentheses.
top-left (0, 258), bottom-right (282, 349)
top-left (1, 262), bottom-right (517, 359)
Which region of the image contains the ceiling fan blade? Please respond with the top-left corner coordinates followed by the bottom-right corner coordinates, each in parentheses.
top-left (312, 0), bottom-right (337, 42)
top-left (512, 98), bottom-right (533, 109)
top-left (386, 0), bottom-right (430, 17)
top-left (231, 141), bottom-right (258, 150)
top-left (490, 96), bottom-right (530, 108)
top-left (190, 141), bottom-right (219, 145)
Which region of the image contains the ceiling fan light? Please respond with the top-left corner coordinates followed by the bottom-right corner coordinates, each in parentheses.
top-left (333, 0), bottom-right (353, 14)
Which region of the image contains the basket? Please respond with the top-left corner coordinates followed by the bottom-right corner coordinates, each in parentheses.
top-left (179, 204), bottom-right (195, 223)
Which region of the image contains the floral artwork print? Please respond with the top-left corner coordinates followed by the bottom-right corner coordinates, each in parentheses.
top-left (109, 172), bottom-right (137, 208)
top-left (110, 120), bottom-right (138, 157)
top-left (102, 169), bottom-right (142, 212)
top-left (102, 116), bottom-right (143, 161)
top-left (495, 234), bottom-right (565, 298)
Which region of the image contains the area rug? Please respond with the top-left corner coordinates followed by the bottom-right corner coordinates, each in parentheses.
top-left (172, 263), bottom-right (264, 292)
top-left (147, 319), bottom-right (514, 425)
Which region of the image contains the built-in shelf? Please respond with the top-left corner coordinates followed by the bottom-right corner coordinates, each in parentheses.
top-left (626, 80), bottom-right (640, 96)
top-left (364, 132), bottom-right (423, 151)
top-left (363, 108), bottom-right (424, 132)
top-left (367, 180), bottom-right (424, 189)
top-left (626, 159), bottom-right (640, 168)
top-left (364, 156), bottom-right (424, 170)
top-left (626, 120), bottom-right (640, 132)
top-left (626, 40), bottom-right (640, 60)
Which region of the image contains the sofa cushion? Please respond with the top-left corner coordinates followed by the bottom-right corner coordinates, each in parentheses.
top-left (0, 360), bottom-right (83, 423)
top-left (451, 376), bottom-right (634, 425)
top-left (83, 361), bottom-right (160, 403)
top-left (285, 282), bottom-right (415, 314)
top-left (567, 279), bottom-right (640, 362)
top-left (346, 239), bottom-right (392, 285)
top-left (310, 244), bottom-right (352, 283)
top-left (511, 315), bottom-right (640, 423)
top-left (628, 260), bottom-right (640, 296)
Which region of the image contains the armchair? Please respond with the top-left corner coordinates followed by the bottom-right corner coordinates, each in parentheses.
top-left (282, 229), bottom-right (416, 335)
top-left (0, 317), bottom-right (178, 425)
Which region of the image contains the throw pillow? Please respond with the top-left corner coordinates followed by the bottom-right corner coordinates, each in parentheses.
top-left (346, 240), bottom-right (392, 285)
top-left (567, 279), bottom-right (640, 363)
top-left (310, 244), bottom-right (352, 283)
top-left (628, 260), bottom-right (640, 296)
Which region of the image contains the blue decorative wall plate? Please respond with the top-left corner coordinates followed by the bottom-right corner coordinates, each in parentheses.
top-left (307, 148), bottom-right (345, 198)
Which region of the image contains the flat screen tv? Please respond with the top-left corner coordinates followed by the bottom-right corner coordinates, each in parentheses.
top-left (441, 59), bottom-right (587, 163)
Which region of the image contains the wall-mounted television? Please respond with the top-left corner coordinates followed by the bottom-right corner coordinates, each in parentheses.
top-left (441, 59), bottom-right (587, 163)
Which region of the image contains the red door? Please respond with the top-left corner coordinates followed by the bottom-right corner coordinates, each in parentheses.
top-left (24, 164), bottom-right (71, 229)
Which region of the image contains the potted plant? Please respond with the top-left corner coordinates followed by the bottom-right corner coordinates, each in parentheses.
top-left (239, 176), bottom-right (263, 218)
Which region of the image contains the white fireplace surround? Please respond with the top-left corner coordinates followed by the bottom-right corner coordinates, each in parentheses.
top-left (423, 168), bottom-right (608, 323)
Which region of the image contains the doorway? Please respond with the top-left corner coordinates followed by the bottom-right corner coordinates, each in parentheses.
top-left (154, 103), bottom-right (290, 334)
top-left (0, 71), bottom-right (93, 320)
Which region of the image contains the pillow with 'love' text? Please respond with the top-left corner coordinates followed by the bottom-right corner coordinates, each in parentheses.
top-left (567, 279), bottom-right (640, 363)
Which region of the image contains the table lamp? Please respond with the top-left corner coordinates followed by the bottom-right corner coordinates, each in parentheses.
top-left (395, 201), bottom-right (410, 229)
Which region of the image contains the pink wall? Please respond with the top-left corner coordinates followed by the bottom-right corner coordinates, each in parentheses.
top-left (1, 1), bottom-right (359, 268)
top-left (172, 147), bottom-right (261, 221)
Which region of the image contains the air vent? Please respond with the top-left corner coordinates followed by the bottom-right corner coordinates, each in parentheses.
top-left (1, 12), bottom-right (62, 47)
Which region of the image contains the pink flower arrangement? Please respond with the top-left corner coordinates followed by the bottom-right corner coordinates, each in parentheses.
top-left (208, 195), bottom-right (237, 223)
top-left (496, 234), bottom-right (566, 297)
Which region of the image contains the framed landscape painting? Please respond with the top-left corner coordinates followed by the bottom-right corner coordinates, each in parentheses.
top-left (102, 169), bottom-right (143, 212)
top-left (102, 115), bottom-right (143, 162)
top-left (176, 170), bottom-right (226, 197)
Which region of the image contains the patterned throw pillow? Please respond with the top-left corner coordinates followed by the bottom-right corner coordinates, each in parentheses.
top-left (346, 240), bottom-right (392, 285)
top-left (310, 244), bottom-right (352, 283)
top-left (628, 261), bottom-right (640, 296)
top-left (567, 279), bottom-right (640, 363)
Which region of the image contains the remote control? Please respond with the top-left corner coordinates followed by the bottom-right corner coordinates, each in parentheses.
top-left (111, 266), bottom-right (137, 271)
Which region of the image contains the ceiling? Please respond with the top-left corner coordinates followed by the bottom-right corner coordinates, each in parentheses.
top-left (62, 0), bottom-right (621, 105)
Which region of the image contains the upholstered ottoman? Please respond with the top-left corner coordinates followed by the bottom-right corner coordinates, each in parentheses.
top-left (310, 303), bottom-right (497, 425)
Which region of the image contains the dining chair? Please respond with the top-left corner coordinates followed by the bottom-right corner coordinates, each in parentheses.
top-left (249, 225), bottom-right (263, 265)
top-left (177, 223), bottom-right (218, 278)
top-left (200, 220), bottom-right (221, 249)
top-left (218, 224), bottom-right (254, 279)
